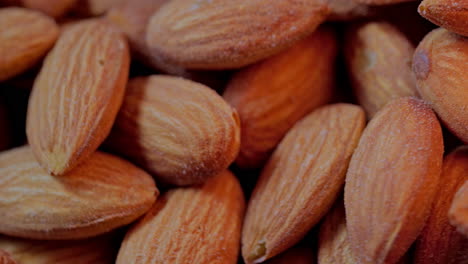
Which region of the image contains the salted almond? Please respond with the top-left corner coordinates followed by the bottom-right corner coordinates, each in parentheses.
top-left (354, 0), bottom-right (416, 4)
top-left (0, 249), bottom-right (15, 264)
top-left (20, 0), bottom-right (77, 17)
top-left (116, 170), bottom-right (245, 264)
top-left (0, 7), bottom-right (59, 82)
top-left (223, 27), bottom-right (337, 168)
top-left (414, 147), bottom-right (468, 264)
top-left (344, 97), bottom-right (444, 264)
top-left (419, 0), bottom-right (468, 37)
top-left (26, 19), bottom-right (130, 176)
top-left (449, 180), bottom-right (468, 237)
top-left (413, 28), bottom-right (468, 143)
top-left (0, 146), bottom-right (157, 240)
top-left (345, 22), bottom-right (418, 118)
top-left (106, 75), bottom-right (240, 186)
top-left (145, 0), bottom-right (329, 70)
top-left (265, 246), bottom-right (315, 264)
top-left (242, 104), bottom-right (365, 263)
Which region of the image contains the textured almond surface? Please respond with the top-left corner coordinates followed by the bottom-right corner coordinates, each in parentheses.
top-left (223, 27), bottom-right (337, 168)
top-left (414, 147), bottom-right (468, 264)
top-left (116, 170), bottom-right (245, 264)
top-left (0, 146), bottom-right (157, 240)
top-left (106, 75), bottom-right (240, 186)
top-left (413, 28), bottom-right (468, 143)
top-left (0, 7), bottom-right (59, 82)
top-left (242, 104), bottom-right (365, 263)
top-left (26, 19), bottom-right (130, 175)
top-left (345, 22), bottom-right (418, 118)
top-left (265, 246), bottom-right (315, 264)
top-left (145, 0), bottom-right (329, 69)
top-left (20, 0), bottom-right (77, 17)
top-left (345, 97), bottom-right (444, 264)
top-left (419, 0), bottom-right (468, 37)
top-left (449, 179), bottom-right (468, 237)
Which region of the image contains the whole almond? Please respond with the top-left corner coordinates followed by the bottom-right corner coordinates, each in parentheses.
top-left (265, 246), bottom-right (315, 264)
top-left (449, 180), bottom-right (468, 237)
top-left (345, 22), bottom-right (418, 118)
top-left (223, 27), bottom-right (337, 168)
top-left (0, 146), bottom-right (157, 240)
top-left (345, 97), bottom-right (444, 264)
top-left (19, 0), bottom-right (77, 17)
top-left (414, 147), bottom-right (468, 264)
top-left (419, 0), bottom-right (468, 37)
top-left (145, 0), bottom-right (329, 69)
top-left (0, 249), bottom-right (15, 264)
top-left (26, 19), bottom-right (130, 176)
top-left (106, 75), bottom-right (240, 186)
top-left (413, 28), bottom-right (468, 143)
top-left (0, 7), bottom-right (59, 82)
top-left (116, 170), bottom-right (245, 264)
top-left (242, 104), bottom-right (365, 263)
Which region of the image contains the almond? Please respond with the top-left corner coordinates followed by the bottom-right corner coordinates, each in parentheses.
top-left (0, 146), bottom-right (157, 240)
top-left (419, 0), bottom-right (468, 37)
top-left (0, 249), bottom-right (15, 264)
top-left (449, 180), bottom-right (468, 237)
top-left (242, 104), bottom-right (365, 263)
top-left (20, 0), bottom-right (77, 17)
top-left (26, 19), bottom-right (130, 176)
top-left (145, 0), bottom-right (329, 69)
top-left (265, 246), bottom-right (315, 264)
top-left (345, 22), bottom-right (418, 118)
top-left (344, 97), bottom-right (444, 264)
top-left (413, 28), bottom-right (468, 143)
top-left (0, 7), bottom-right (59, 82)
top-left (106, 75), bottom-right (240, 186)
top-left (414, 146), bottom-right (468, 264)
top-left (223, 27), bottom-right (337, 168)
top-left (116, 170), bottom-right (245, 264)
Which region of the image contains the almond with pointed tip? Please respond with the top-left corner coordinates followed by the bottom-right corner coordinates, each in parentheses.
top-left (449, 180), bottom-right (468, 237)
top-left (418, 0), bottom-right (468, 37)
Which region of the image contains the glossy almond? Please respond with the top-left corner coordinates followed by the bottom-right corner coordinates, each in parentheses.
top-left (223, 27), bottom-right (337, 168)
top-left (116, 170), bottom-right (245, 264)
top-left (0, 146), bottom-right (157, 240)
top-left (345, 97), bottom-right (444, 264)
top-left (345, 22), bottom-right (418, 118)
top-left (106, 75), bottom-right (240, 186)
top-left (419, 0), bottom-right (468, 37)
top-left (145, 0), bottom-right (329, 69)
top-left (265, 246), bottom-right (315, 264)
top-left (242, 104), bottom-right (365, 263)
top-left (0, 7), bottom-right (59, 82)
top-left (26, 19), bottom-right (130, 175)
top-left (449, 179), bottom-right (468, 237)
top-left (413, 28), bottom-right (468, 143)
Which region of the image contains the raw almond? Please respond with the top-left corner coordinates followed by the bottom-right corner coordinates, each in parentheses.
top-left (26, 19), bottom-right (130, 176)
top-left (106, 75), bottom-right (240, 186)
top-left (413, 28), bottom-right (468, 143)
top-left (345, 22), bottom-right (418, 118)
top-left (0, 249), bottom-right (15, 264)
top-left (419, 0), bottom-right (468, 37)
top-left (265, 246), bottom-right (315, 264)
top-left (414, 146), bottom-right (468, 264)
top-left (449, 179), bottom-right (468, 237)
top-left (344, 97), bottom-right (444, 264)
top-left (242, 104), bottom-right (365, 263)
top-left (145, 0), bottom-right (329, 69)
top-left (0, 146), bottom-right (157, 240)
top-left (223, 27), bottom-right (337, 168)
top-left (0, 7), bottom-right (59, 82)
top-left (116, 170), bottom-right (245, 264)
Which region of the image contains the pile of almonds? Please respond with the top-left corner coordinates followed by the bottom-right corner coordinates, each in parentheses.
top-left (0, 0), bottom-right (467, 263)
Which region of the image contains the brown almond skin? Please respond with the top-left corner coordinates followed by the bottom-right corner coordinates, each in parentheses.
top-left (345, 97), bottom-right (444, 264)
top-left (145, 0), bottom-right (329, 70)
top-left (116, 170), bottom-right (245, 264)
top-left (265, 246), bottom-right (315, 264)
top-left (414, 147), bottom-right (468, 264)
top-left (419, 0), bottom-right (468, 37)
top-left (0, 146), bottom-right (157, 240)
top-left (449, 178), bottom-right (468, 237)
top-left (26, 19), bottom-right (130, 176)
top-left (345, 22), bottom-right (418, 119)
top-left (223, 27), bottom-right (337, 168)
top-left (413, 28), bottom-right (468, 143)
top-left (242, 104), bottom-right (366, 263)
top-left (0, 8), bottom-right (59, 82)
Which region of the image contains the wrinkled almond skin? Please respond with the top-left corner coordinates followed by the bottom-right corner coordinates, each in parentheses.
top-left (106, 75), bottom-right (240, 186)
top-left (145, 0), bottom-right (329, 69)
top-left (116, 170), bottom-right (245, 264)
top-left (26, 19), bottom-right (130, 176)
top-left (413, 28), bottom-right (468, 143)
top-left (449, 179), bottom-right (468, 237)
top-left (345, 97), bottom-right (444, 264)
top-left (265, 246), bottom-right (315, 264)
top-left (345, 22), bottom-right (418, 118)
top-left (0, 146), bottom-right (157, 240)
top-left (242, 104), bottom-right (365, 263)
top-left (0, 7), bottom-right (59, 82)
top-left (223, 27), bottom-right (337, 168)
top-left (414, 147), bottom-right (468, 264)
top-left (419, 0), bottom-right (468, 37)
